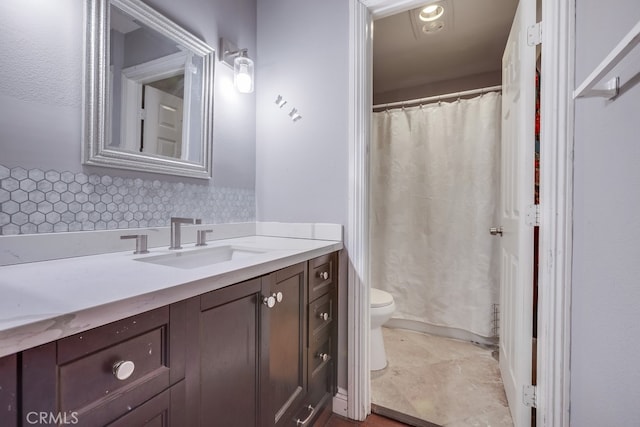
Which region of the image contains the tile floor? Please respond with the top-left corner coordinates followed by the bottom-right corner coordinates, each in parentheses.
top-left (370, 327), bottom-right (514, 427)
top-left (323, 413), bottom-right (411, 427)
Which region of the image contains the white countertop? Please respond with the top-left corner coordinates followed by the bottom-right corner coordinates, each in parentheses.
top-left (0, 235), bottom-right (342, 358)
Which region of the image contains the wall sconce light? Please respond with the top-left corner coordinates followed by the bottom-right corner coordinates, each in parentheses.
top-left (221, 38), bottom-right (254, 93)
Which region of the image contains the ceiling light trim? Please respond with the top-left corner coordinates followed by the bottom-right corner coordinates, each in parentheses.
top-left (419, 4), bottom-right (444, 22)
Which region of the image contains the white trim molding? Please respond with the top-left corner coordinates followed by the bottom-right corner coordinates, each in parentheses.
top-left (347, 0), bottom-right (372, 421)
top-left (360, 0), bottom-right (431, 19)
top-left (538, 0), bottom-right (575, 425)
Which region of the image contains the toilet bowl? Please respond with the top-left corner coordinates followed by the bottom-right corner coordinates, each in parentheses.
top-left (370, 288), bottom-right (396, 371)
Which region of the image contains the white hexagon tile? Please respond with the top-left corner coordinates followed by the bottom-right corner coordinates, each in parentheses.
top-left (0, 165), bottom-right (255, 235)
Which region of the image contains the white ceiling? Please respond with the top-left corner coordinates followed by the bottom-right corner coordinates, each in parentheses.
top-left (373, 0), bottom-right (518, 95)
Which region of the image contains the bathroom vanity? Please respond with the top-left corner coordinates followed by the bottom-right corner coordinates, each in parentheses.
top-left (0, 233), bottom-right (340, 427)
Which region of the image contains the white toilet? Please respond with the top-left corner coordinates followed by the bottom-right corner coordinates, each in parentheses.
top-left (370, 288), bottom-right (396, 371)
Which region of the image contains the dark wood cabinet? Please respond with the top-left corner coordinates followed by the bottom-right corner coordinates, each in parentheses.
top-left (21, 302), bottom-right (187, 426)
top-left (196, 277), bottom-right (266, 427)
top-left (0, 354), bottom-right (18, 427)
top-left (13, 251), bottom-right (339, 427)
top-left (194, 254), bottom-right (338, 427)
top-left (302, 252), bottom-right (338, 427)
top-left (262, 262), bottom-right (308, 427)
top-left (107, 381), bottom-right (186, 427)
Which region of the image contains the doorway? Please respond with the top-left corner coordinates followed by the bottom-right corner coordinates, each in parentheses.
top-left (368, 1), bottom-right (530, 425)
top-left (345, 0), bottom-right (574, 425)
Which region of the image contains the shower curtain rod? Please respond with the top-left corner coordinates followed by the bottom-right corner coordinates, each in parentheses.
top-left (372, 84), bottom-right (502, 110)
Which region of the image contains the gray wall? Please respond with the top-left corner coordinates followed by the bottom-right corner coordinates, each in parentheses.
top-left (572, 0), bottom-right (640, 424)
top-left (255, 0), bottom-right (350, 390)
top-left (0, 0), bottom-right (256, 189)
top-left (255, 0), bottom-right (349, 225)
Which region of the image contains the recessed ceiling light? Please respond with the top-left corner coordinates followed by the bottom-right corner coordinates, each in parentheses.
top-left (422, 20), bottom-right (445, 34)
top-left (419, 4), bottom-right (444, 22)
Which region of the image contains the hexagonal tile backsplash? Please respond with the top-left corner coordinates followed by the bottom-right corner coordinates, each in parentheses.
top-left (0, 165), bottom-right (255, 235)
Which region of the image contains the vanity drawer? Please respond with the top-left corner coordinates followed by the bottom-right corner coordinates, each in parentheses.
top-left (304, 335), bottom-right (334, 426)
top-left (59, 326), bottom-right (168, 415)
top-left (22, 303), bottom-right (187, 426)
top-left (308, 292), bottom-right (334, 343)
top-left (107, 380), bottom-right (185, 427)
top-left (308, 335), bottom-right (333, 385)
top-left (308, 253), bottom-right (336, 302)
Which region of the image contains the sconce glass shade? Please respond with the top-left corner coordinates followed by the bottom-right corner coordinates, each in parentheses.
top-left (234, 55), bottom-right (254, 93)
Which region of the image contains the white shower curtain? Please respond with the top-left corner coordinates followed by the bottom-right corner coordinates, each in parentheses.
top-left (370, 92), bottom-right (501, 338)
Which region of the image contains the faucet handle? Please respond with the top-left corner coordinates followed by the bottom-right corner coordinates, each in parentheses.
top-left (196, 229), bottom-right (213, 246)
top-left (121, 234), bottom-right (149, 254)
top-left (170, 217), bottom-right (195, 224)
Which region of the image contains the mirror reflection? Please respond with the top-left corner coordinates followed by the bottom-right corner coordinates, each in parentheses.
top-left (83, 0), bottom-right (214, 179)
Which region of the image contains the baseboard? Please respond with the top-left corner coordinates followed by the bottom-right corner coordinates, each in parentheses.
top-left (385, 318), bottom-right (497, 347)
top-left (332, 387), bottom-right (349, 417)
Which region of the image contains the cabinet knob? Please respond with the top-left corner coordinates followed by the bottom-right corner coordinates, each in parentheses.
top-left (318, 271), bottom-right (329, 280)
top-left (263, 295), bottom-right (276, 308)
top-left (319, 312), bottom-right (329, 321)
top-left (317, 352), bottom-right (330, 362)
top-left (112, 360), bottom-right (135, 381)
top-left (489, 226), bottom-right (503, 236)
top-left (275, 291), bottom-right (283, 303)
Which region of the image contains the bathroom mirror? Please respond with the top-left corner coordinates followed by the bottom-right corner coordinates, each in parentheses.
top-left (83, 0), bottom-right (215, 179)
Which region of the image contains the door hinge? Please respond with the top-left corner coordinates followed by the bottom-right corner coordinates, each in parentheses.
top-left (527, 22), bottom-right (542, 46)
top-left (523, 384), bottom-right (537, 408)
top-left (137, 109), bottom-right (146, 120)
top-left (525, 204), bottom-right (540, 226)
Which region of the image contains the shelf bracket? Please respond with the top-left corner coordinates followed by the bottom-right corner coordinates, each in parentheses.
top-left (577, 76), bottom-right (619, 100)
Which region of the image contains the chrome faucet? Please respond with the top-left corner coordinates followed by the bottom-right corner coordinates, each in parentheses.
top-left (169, 217), bottom-right (200, 249)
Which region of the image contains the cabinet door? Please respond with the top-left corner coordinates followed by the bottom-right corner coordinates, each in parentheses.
top-left (199, 278), bottom-right (267, 427)
top-left (262, 262), bottom-right (308, 427)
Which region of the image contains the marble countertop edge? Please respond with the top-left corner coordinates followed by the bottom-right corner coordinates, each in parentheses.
top-left (0, 236), bottom-right (342, 358)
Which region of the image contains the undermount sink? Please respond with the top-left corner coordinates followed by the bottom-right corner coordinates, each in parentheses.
top-left (135, 245), bottom-right (267, 269)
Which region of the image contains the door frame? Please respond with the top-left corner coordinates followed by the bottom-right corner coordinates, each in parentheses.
top-left (120, 51), bottom-right (193, 157)
top-left (346, 0), bottom-right (575, 425)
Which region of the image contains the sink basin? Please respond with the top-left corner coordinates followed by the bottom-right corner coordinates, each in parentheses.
top-left (135, 245), bottom-right (267, 269)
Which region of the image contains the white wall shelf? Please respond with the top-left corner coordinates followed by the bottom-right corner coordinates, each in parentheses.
top-left (574, 19), bottom-right (640, 99)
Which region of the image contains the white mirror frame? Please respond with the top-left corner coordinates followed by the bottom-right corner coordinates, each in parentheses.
top-left (82, 0), bottom-right (215, 179)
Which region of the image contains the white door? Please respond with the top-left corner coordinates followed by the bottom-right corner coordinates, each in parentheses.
top-left (143, 86), bottom-right (184, 158)
top-left (498, 0), bottom-right (536, 426)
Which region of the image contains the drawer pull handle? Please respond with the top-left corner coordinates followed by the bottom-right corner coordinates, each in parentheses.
top-left (113, 360), bottom-right (135, 381)
top-left (319, 312), bottom-right (329, 321)
top-left (295, 405), bottom-right (315, 426)
top-left (263, 295), bottom-right (276, 308)
top-left (317, 352), bottom-right (330, 362)
top-left (318, 271), bottom-right (329, 280)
